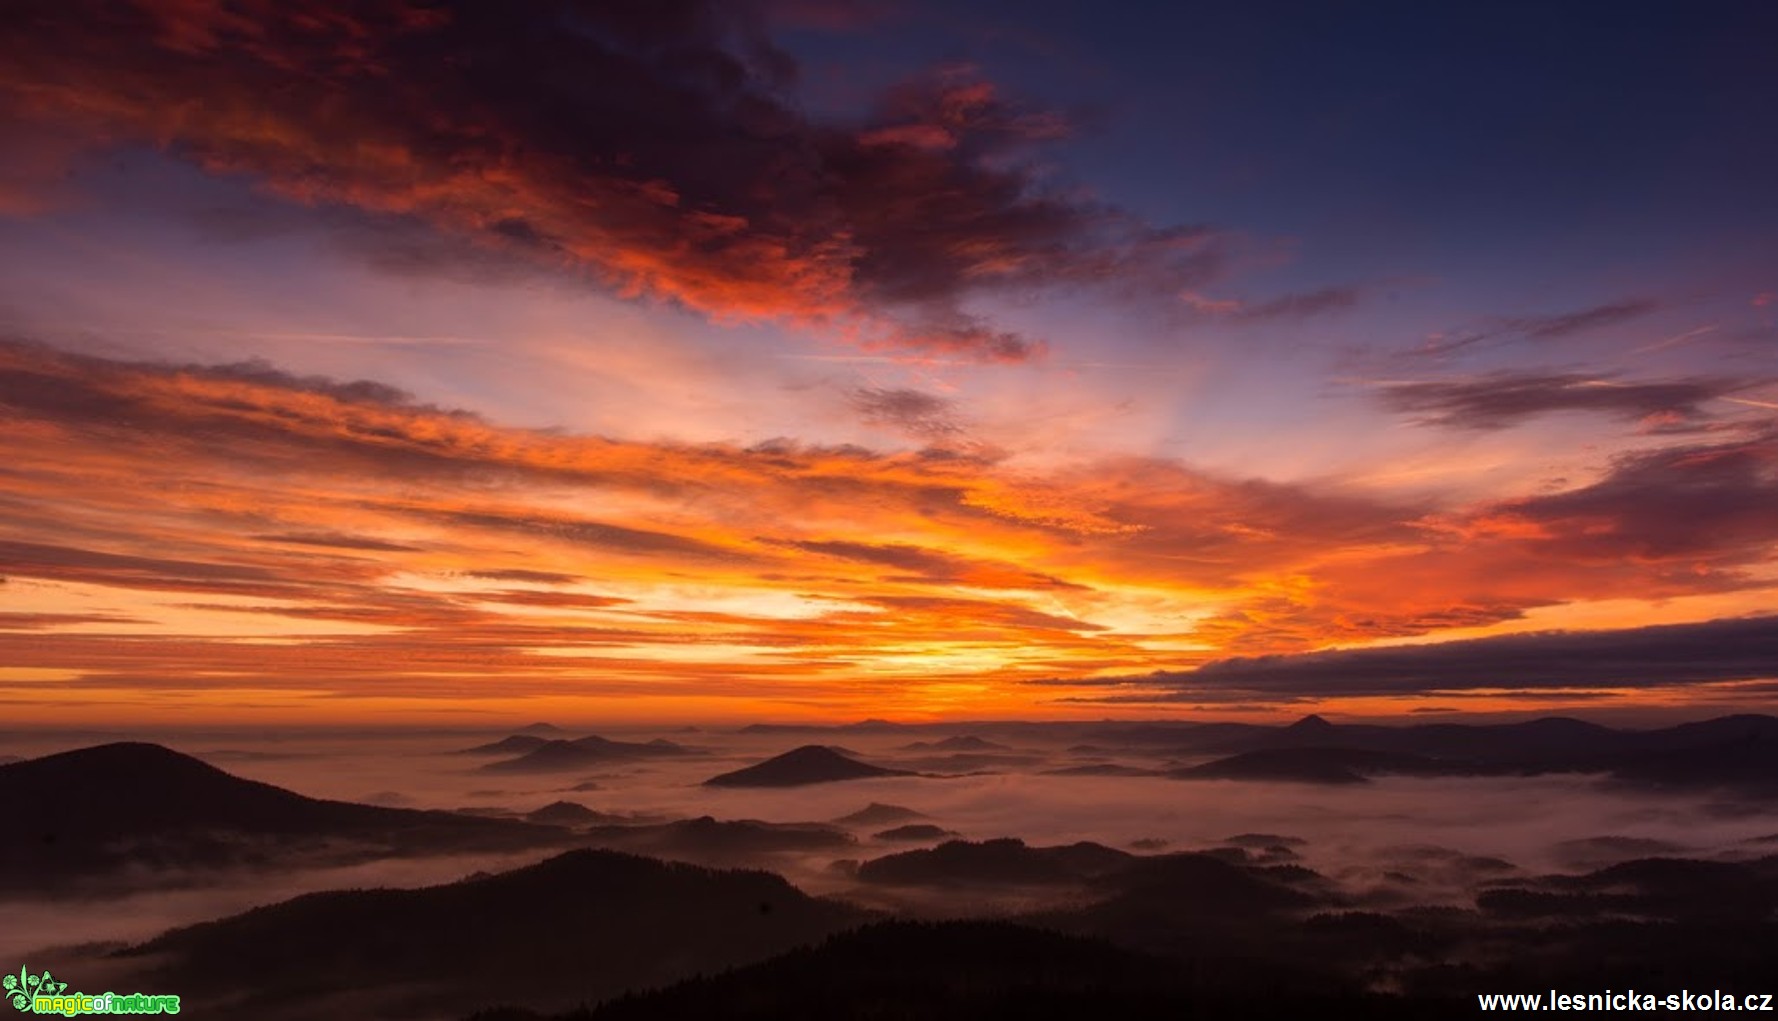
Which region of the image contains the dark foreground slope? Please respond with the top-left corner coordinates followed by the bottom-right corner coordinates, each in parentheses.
top-left (464, 850), bottom-right (1778, 1021)
top-left (0, 743), bottom-right (570, 893)
top-left (121, 849), bottom-right (868, 1019)
top-left (465, 921), bottom-right (1432, 1021)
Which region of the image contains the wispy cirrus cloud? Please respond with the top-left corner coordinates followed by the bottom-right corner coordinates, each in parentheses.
top-left (1374, 371), bottom-right (1757, 430)
top-left (1415, 298), bottom-right (1663, 357)
top-left (1503, 299), bottom-right (1663, 340)
top-left (1180, 283), bottom-right (1366, 321)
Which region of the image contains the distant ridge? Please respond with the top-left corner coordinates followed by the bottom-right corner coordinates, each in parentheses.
top-left (524, 801), bottom-right (631, 827)
top-left (1172, 748), bottom-right (1455, 785)
top-left (873, 824), bottom-right (958, 842)
top-left (580, 816), bottom-right (856, 862)
top-left (704, 746), bottom-right (914, 788)
top-left (899, 735), bottom-right (1012, 753)
top-left (0, 743), bottom-right (570, 892)
top-left (857, 837), bottom-right (1133, 887)
top-left (833, 803), bottom-right (926, 826)
top-left (459, 734), bottom-right (553, 755)
top-left (1285, 714), bottom-right (1335, 733)
top-left (482, 735), bottom-right (689, 772)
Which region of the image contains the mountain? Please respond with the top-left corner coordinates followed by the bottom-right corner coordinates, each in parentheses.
top-left (458, 734), bottom-right (552, 755)
top-left (857, 838), bottom-right (1133, 887)
top-left (1172, 747), bottom-right (1461, 785)
top-left (0, 743), bottom-right (571, 893)
top-left (515, 723), bottom-right (566, 736)
top-left (897, 735), bottom-right (1011, 752)
top-left (1141, 714), bottom-right (1778, 795)
top-left (1605, 730), bottom-right (1778, 794)
top-left (872, 824), bottom-right (957, 842)
top-left (1477, 855), bottom-right (1778, 924)
top-left (579, 816), bottom-right (856, 865)
top-left (889, 751), bottom-right (1040, 773)
top-left (1635, 714), bottom-right (1778, 750)
top-left (485, 741), bottom-right (614, 773)
top-left (703, 746), bottom-right (914, 787)
top-left (120, 849), bottom-right (868, 1019)
top-left (1027, 851), bottom-right (1334, 965)
top-left (481, 735), bottom-right (689, 773)
top-left (1285, 714), bottom-right (1337, 735)
top-left (523, 801), bottom-right (631, 827)
top-left (832, 803), bottom-right (925, 827)
top-left (1041, 764), bottom-right (1164, 777)
top-left (1083, 851), bottom-right (1323, 915)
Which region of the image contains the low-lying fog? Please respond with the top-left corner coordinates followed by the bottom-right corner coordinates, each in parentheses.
top-left (5, 724), bottom-right (1776, 963)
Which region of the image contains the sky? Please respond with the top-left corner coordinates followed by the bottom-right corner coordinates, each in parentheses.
top-left (0, 0), bottom-right (1774, 725)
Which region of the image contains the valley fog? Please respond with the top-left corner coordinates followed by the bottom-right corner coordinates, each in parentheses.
top-left (7, 722), bottom-right (1777, 965)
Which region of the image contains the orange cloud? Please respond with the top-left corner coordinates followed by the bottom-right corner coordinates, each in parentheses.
top-left (1, 339), bottom-right (1774, 720)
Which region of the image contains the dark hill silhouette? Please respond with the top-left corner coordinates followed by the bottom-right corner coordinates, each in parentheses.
top-left (1478, 855), bottom-right (1778, 924)
top-left (857, 838), bottom-right (1133, 887)
top-left (1085, 851), bottom-right (1323, 915)
top-left (703, 746), bottom-right (913, 787)
top-left (898, 735), bottom-right (1011, 752)
top-left (524, 801), bottom-right (631, 827)
top-left (1031, 853), bottom-right (1335, 964)
top-left (1134, 714), bottom-right (1778, 796)
top-left (1173, 747), bottom-right (1457, 784)
top-left (1223, 833), bottom-right (1308, 849)
top-left (1636, 714), bottom-right (1778, 749)
top-left (1605, 731), bottom-right (1778, 794)
top-left (1205, 715), bottom-right (1627, 761)
top-left (1041, 763), bottom-right (1164, 777)
top-left (579, 816), bottom-right (855, 865)
top-left (1150, 715), bottom-right (1778, 783)
top-left (459, 734), bottom-right (551, 755)
top-left (482, 735), bottom-right (688, 773)
top-left (872, 824), bottom-right (957, 842)
top-left (459, 852), bottom-right (1778, 1021)
top-left (482, 741), bottom-right (615, 773)
top-left (515, 723), bottom-right (566, 735)
top-left (0, 743), bottom-right (571, 893)
top-left (120, 849), bottom-right (868, 1019)
top-left (1552, 835), bottom-right (1688, 869)
top-left (832, 803), bottom-right (925, 827)
top-left (465, 920), bottom-right (1412, 1021)
top-left (890, 751), bottom-right (1040, 773)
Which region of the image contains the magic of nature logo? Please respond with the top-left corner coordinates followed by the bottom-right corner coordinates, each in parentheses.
top-left (5, 968), bottom-right (179, 1016)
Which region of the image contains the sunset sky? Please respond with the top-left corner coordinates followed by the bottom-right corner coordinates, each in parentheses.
top-left (0, 0), bottom-right (1774, 724)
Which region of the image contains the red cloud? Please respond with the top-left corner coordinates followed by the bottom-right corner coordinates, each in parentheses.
top-left (0, 0), bottom-right (1216, 363)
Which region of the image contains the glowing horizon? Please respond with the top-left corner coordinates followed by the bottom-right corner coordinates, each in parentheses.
top-left (0, 1), bottom-right (1774, 724)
